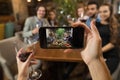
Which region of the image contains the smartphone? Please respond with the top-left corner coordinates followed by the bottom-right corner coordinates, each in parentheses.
top-left (39, 27), bottom-right (84, 49)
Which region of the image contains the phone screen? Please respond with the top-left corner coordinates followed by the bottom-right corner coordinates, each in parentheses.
top-left (39, 27), bottom-right (84, 49)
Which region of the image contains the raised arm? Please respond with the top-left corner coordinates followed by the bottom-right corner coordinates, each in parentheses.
top-left (65, 21), bottom-right (112, 80)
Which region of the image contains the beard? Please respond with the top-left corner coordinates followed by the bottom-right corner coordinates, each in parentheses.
top-left (90, 14), bottom-right (96, 18)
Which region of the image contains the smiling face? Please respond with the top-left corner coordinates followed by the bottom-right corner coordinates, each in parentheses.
top-left (87, 4), bottom-right (98, 18)
top-left (99, 5), bottom-right (111, 21)
top-left (77, 7), bottom-right (84, 17)
top-left (49, 11), bottom-right (56, 20)
top-left (37, 6), bottom-right (46, 19)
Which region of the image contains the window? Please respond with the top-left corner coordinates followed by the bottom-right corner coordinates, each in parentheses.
top-left (118, 2), bottom-right (120, 14)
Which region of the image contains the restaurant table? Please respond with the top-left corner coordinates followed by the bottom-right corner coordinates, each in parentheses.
top-left (32, 42), bottom-right (83, 62)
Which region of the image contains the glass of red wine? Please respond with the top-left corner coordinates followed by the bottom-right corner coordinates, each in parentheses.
top-left (80, 19), bottom-right (87, 23)
top-left (14, 40), bottom-right (42, 80)
top-left (27, 40), bottom-right (42, 80)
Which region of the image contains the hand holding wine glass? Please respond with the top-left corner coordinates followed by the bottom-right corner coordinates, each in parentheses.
top-left (15, 40), bottom-right (42, 80)
top-left (27, 40), bottom-right (42, 80)
top-left (16, 48), bottom-right (37, 80)
top-left (32, 27), bottom-right (39, 34)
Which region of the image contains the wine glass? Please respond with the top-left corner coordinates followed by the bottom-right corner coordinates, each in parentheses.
top-left (27, 40), bottom-right (42, 80)
top-left (78, 12), bottom-right (88, 23)
top-left (67, 15), bottom-right (72, 25)
top-left (14, 40), bottom-right (42, 80)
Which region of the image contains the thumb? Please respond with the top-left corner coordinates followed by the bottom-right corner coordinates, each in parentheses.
top-left (25, 52), bottom-right (34, 63)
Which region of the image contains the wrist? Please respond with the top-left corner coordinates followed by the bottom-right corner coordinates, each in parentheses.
top-left (86, 57), bottom-right (112, 80)
top-left (87, 57), bottom-right (102, 67)
top-left (87, 56), bottom-right (108, 71)
top-left (18, 73), bottom-right (28, 80)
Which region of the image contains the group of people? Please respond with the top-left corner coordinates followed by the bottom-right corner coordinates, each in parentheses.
top-left (85, 1), bottom-right (119, 74)
top-left (22, 5), bottom-right (57, 43)
top-left (17, 1), bottom-right (119, 80)
top-left (17, 21), bottom-right (112, 80)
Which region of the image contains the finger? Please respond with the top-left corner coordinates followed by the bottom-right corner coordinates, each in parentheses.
top-left (31, 59), bottom-right (37, 61)
top-left (25, 52), bottom-right (34, 63)
top-left (30, 60), bottom-right (38, 64)
top-left (90, 21), bottom-right (98, 33)
top-left (71, 22), bottom-right (81, 27)
top-left (29, 63), bottom-right (37, 66)
top-left (79, 22), bottom-right (91, 34)
top-left (71, 23), bottom-right (78, 27)
top-left (29, 62), bottom-right (38, 66)
top-left (16, 48), bottom-right (24, 59)
top-left (90, 21), bottom-right (101, 37)
top-left (72, 22), bottom-right (91, 35)
top-left (29, 59), bottom-right (38, 66)
top-left (16, 48), bottom-right (23, 56)
top-left (64, 49), bottom-right (73, 53)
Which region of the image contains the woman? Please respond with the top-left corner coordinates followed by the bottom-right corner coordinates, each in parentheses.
top-left (96, 3), bottom-right (119, 74)
top-left (17, 21), bottom-right (112, 80)
top-left (76, 6), bottom-right (88, 22)
top-left (47, 10), bottom-right (58, 27)
top-left (68, 5), bottom-right (88, 26)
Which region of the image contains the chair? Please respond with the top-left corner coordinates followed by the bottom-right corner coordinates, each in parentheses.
top-left (0, 53), bottom-right (14, 80)
top-left (112, 62), bottom-right (120, 80)
top-left (0, 32), bottom-right (26, 80)
top-left (112, 45), bottom-right (120, 80)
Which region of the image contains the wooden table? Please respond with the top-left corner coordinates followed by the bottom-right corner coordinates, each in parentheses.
top-left (33, 42), bottom-right (83, 62)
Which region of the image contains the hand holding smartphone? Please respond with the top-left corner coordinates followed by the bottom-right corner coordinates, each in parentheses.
top-left (39, 27), bottom-right (84, 49)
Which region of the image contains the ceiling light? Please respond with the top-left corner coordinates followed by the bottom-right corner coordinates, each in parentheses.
top-left (27, 0), bottom-right (31, 2)
top-left (37, 0), bottom-right (42, 2)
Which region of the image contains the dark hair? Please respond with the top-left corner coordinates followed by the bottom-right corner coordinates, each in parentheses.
top-left (36, 4), bottom-right (46, 11)
top-left (87, 1), bottom-right (99, 9)
top-left (48, 9), bottom-right (56, 15)
top-left (100, 3), bottom-right (119, 45)
top-left (76, 5), bottom-right (85, 17)
top-left (36, 4), bottom-right (47, 17)
top-left (47, 9), bottom-right (58, 26)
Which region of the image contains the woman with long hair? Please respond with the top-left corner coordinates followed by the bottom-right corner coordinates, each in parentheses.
top-left (47, 9), bottom-right (58, 27)
top-left (96, 3), bottom-right (119, 74)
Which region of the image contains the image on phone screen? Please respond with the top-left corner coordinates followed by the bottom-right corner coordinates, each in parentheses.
top-left (46, 28), bottom-right (73, 48)
top-left (39, 27), bottom-right (84, 49)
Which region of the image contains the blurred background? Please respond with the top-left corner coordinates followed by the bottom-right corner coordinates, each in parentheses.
top-left (0, 0), bottom-right (120, 80)
top-left (0, 0), bottom-right (120, 36)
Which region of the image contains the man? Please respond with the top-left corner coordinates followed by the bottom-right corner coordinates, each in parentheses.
top-left (86, 1), bottom-right (100, 27)
top-left (22, 5), bottom-right (50, 75)
top-left (17, 21), bottom-right (112, 80)
top-left (23, 5), bottom-right (50, 43)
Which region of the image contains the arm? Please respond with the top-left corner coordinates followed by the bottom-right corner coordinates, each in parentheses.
top-left (23, 17), bottom-right (39, 38)
top-left (83, 22), bottom-right (112, 80)
top-left (17, 49), bottom-right (37, 80)
top-left (88, 57), bottom-right (111, 80)
top-left (43, 19), bottom-right (51, 27)
top-left (82, 22), bottom-right (112, 80)
top-left (102, 43), bottom-right (114, 53)
top-left (18, 74), bottom-right (28, 80)
top-left (65, 21), bottom-right (112, 80)
top-left (23, 18), bottom-right (33, 38)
